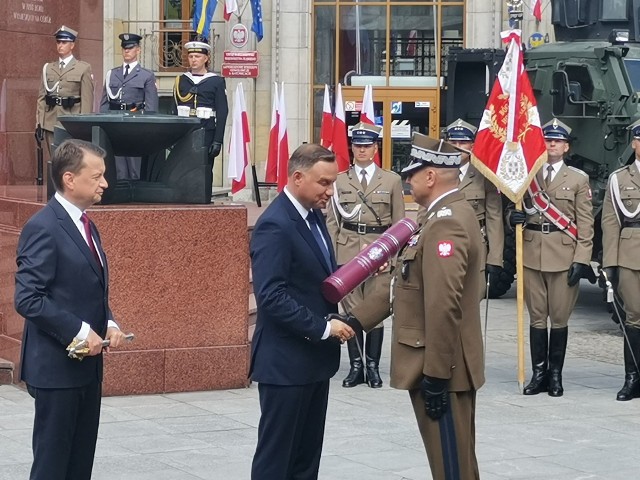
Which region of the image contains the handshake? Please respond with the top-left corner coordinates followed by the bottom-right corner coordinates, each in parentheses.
top-left (326, 313), bottom-right (362, 344)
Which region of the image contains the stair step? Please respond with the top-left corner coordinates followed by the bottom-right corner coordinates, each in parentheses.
top-left (0, 358), bottom-right (14, 385)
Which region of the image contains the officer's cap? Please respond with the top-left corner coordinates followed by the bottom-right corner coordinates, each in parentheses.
top-left (185, 41), bottom-right (211, 55)
top-left (351, 122), bottom-right (381, 145)
top-left (54, 26), bottom-right (78, 42)
top-left (401, 133), bottom-right (462, 176)
top-left (119, 33), bottom-right (142, 49)
top-left (542, 118), bottom-right (572, 141)
top-left (446, 119), bottom-right (477, 142)
top-left (628, 119), bottom-right (640, 139)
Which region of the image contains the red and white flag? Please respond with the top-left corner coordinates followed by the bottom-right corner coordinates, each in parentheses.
top-left (320, 84), bottom-right (333, 149)
top-left (531, 0), bottom-right (542, 22)
top-left (224, 0), bottom-right (238, 21)
top-left (265, 82), bottom-right (279, 184)
top-left (276, 82), bottom-right (290, 192)
top-left (471, 30), bottom-right (547, 203)
top-left (360, 84), bottom-right (380, 166)
top-left (332, 83), bottom-right (350, 172)
top-left (227, 83), bottom-right (250, 193)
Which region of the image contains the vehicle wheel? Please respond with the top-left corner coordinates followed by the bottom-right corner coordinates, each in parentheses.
top-left (488, 228), bottom-right (516, 299)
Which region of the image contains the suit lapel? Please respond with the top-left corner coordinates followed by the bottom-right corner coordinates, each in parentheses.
top-left (460, 166), bottom-right (474, 189)
top-left (112, 66), bottom-right (124, 84)
top-left (547, 163), bottom-right (567, 193)
top-left (365, 166), bottom-right (382, 195)
top-left (62, 58), bottom-right (77, 77)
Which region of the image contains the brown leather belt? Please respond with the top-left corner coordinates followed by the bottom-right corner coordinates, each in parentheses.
top-left (342, 222), bottom-right (390, 235)
top-left (525, 223), bottom-right (561, 233)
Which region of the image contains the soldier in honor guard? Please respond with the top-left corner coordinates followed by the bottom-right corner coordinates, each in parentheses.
top-left (36, 26), bottom-right (94, 157)
top-left (100, 33), bottom-right (158, 180)
top-left (326, 123), bottom-right (405, 388)
top-left (173, 41), bottom-right (228, 167)
top-left (418, 119), bottom-right (504, 292)
top-left (509, 119), bottom-right (595, 397)
top-left (601, 119), bottom-right (640, 401)
top-left (339, 133), bottom-right (485, 479)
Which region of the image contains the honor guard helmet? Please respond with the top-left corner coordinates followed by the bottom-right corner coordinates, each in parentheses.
top-left (185, 41), bottom-right (211, 55)
top-left (351, 122), bottom-right (381, 145)
top-left (628, 119), bottom-right (640, 139)
top-left (401, 133), bottom-right (462, 178)
top-left (542, 119), bottom-right (572, 141)
top-left (119, 33), bottom-right (142, 49)
top-left (54, 25), bottom-right (78, 42)
top-left (446, 119), bottom-right (477, 142)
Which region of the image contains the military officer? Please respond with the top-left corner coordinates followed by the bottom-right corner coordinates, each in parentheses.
top-left (173, 41), bottom-right (228, 168)
top-left (100, 33), bottom-right (158, 180)
top-left (601, 119), bottom-right (640, 401)
top-left (418, 119), bottom-right (504, 293)
top-left (36, 26), bottom-right (94, 157)
top-left (342, 133), bottom-right (485, 479)
top-left (326, 122), bottom-right (405, 389)
top-left (509, 119), bottom-right (595, 397)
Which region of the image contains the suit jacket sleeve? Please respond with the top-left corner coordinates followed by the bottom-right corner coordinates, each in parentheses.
top-left (602, 174), bottom-right (620, 268)
top-left (14, 222), bottom-right (84, 345)
top-left (573, 174), bottom-right (594, 265)
top-left (214, 77), bottom-right (229, 144)
top-left (349, 273), bottom-right (392, 332)
top-left (422, 217), bottom-right (469, 379)
top-left (145, 72), bottom-right (159, 112)
top-left (251, 218), bottom-right (328, 342)
top-left (80, 63), bottom-right (94, 114)
top-left (485, 178), bottom-right (504, 267)
top-left (391, 175), bottom-right (406, 223)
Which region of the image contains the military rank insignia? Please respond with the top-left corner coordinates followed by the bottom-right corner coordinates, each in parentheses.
top-left (436, 208), bottom-right (452, 218)
top-left (407, 233), bottom-right (421, 247)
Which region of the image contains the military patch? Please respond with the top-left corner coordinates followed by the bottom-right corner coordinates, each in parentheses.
top-left (437, 208), bottom-right (452, 218)
top-left (407, 234), bottom-right (420, 246)
top-left (437, 241), bottom-right (454, 257)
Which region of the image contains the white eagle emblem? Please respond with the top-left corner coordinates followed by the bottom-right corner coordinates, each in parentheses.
top-left (367, 246), bottom-right (384, 261)
top-left (437, 241), bottom-right (454, 257)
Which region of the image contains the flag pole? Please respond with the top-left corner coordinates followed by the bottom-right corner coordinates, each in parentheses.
top-left (516, 200), bottom-right (525, 392)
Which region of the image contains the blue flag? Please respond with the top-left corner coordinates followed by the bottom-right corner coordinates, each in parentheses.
top-left (250, 0), bottom-right (263, 42)
top-left (193, 0), bottom-right (217, 40)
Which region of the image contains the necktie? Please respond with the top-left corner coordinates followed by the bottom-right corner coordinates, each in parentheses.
top-left (545, 164), bottom-right (554, 187)
top-left (124, 64), bottom-right (130, 78)
top-left (81, 213), bottom-right (102, 269)
top-left (307, 211), bottom-right (332, 271)
top-left (360, 170), bottom-right (368, 191)
top-left (59, 61), bottom-right (65, 70)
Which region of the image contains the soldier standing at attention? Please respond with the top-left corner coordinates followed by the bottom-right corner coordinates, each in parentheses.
top-left (36, 26), bottom-right (94, 157)
top-left (509, 119), bottom-right (595, 397)
top-left (602, 119), bottom-right (640, 401)
top-left (100, 33), bottom-right (158, 180)
top-left (417, 119), bottom-right (504, 292)
top-left (326, 123), bottom-right (405, 388)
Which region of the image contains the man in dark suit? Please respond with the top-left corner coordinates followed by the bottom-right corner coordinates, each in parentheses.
top-left (250, 144), bottom-right (356, 480)
top-left (15, 138), bottom-right (127, 480)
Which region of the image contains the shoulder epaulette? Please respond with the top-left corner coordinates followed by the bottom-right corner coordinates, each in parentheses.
top-left (567, 166), bottom-right (588, 177)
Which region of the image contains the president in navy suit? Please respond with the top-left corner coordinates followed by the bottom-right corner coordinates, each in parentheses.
top-left (250, 144), bottom-right (355, 480)
top-left (15, 139), bottom-right (127, 480)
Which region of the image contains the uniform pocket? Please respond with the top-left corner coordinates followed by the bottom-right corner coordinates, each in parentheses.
top-left (396, 326), bottom-right (425, 348)
top-left (371, 193), bottom-right (391, 204)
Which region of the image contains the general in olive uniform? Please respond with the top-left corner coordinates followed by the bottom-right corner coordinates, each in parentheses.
top-left (100, 33), bottom-right (158, 180)
top-left (347, 133), bottom-right (485, 479)
top-left (36, 26), bottom-right (94, 157)
top-left (173, 41), bottom-right (228, 166)
top-left (509, 119), bottom-right (594, 397)
top-left (326, 123), bottom-right (405, 389)
top-left (601, 119), bottom-right (640, 401)
top-left (418, 119), bottom-right (504, 291)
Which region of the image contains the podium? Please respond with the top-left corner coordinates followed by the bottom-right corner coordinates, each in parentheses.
top-left (54, 113), bottom-right (212, 204)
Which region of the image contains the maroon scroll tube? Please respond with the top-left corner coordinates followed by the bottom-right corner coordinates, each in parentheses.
top-left (321, 218), bottom-right (419, 304)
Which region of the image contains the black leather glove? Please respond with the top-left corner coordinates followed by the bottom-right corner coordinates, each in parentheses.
top-left (602, 267), bottom-right (619, 289)
top-left (327, 313), bottom-right (363, 335)
top-left (420, 376), bottom-right (449, 421)
top-left (485, 264), bottom-right (502, 281)
top-left (209, 142), bottom-right (222, 159)
top-left (508, 209), bottom-right (527, 227)
top-left (567, 262), bottom-right (596, 287)
top-left (35, 124), bottom-right (44, 142)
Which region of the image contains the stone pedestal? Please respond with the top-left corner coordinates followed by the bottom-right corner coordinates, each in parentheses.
top-left (0, 186), bottom-right (250, 395)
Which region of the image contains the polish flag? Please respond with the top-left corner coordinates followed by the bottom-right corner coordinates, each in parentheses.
top-left (227, 83), bottom-right (250, 193)
top-left (224, 0), bottom-right (238, 21)
top-left (265, 82), bottom-right (279, 183)
top-left (320, 84), bottom-right (333, 149)
top-left (531, 0), bottom-right (542, 22)
top-left (332, 83), bottom-right (350, 172)
top-left (360, 84), bottom-right (380, 166)
top-left (276, 82), bottom-right (290, 192)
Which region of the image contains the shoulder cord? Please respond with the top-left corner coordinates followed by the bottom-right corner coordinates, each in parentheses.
top-left (42, 63), bottom-right (59, 93)
top-left (173, 75), bottom-right (196, 107)
top-left (104, 70), bottom-right (122, 100)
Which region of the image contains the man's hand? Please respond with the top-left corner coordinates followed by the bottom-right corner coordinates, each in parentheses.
top-left (567, 262), bottom-right (596, 287)
top-left (420, 376), bottom-right (449, 421)
top-left (485, 264), bottom-right (502, 280)
top-left (209, 142), bottom-right (222, 159)
top-left (85, 329), bottom-right (104, 357)
top-left (327, 313), bottom-right (362, 336)
top-left (328, 317), bottom-right (355, 344)
top-left (602, 267), bottom-right (619, 289)
top-left (508, 209), bottom-right (527, 227)
top-left (104, 327), bottom-right (127, 352)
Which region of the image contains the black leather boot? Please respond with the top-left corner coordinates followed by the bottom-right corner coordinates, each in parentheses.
top-left (617, 327), bottom-right (640, 401)
top-left (365, 328), bottom-right (384, 388)
top-left (342, 330), bottom-right (365, 388)
top-left (548, 327), bottom-right (568, 397)
top-left (523, 327), bottom-right (548, 395)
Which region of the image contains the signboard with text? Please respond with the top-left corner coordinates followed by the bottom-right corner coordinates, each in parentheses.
top-left (223, 51), bottom-right (259, 64)
top-left (222, 64), bottom-right (259, 78)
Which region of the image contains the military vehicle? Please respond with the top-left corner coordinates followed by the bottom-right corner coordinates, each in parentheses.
top-left (446, 0), bottom-right (640, 297)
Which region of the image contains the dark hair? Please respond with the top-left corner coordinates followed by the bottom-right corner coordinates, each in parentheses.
top-left (287, 144), bottom-right (335, 177)
top-left (51, 139), bottom-right (106, 192)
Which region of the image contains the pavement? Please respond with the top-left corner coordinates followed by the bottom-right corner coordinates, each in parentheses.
top-left (1, 282), bottom-right (639, 479)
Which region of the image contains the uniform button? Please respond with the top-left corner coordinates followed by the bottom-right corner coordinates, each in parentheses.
top-left (416, 340), bottom-right (421, 345)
